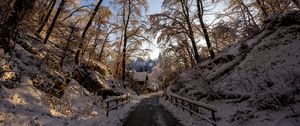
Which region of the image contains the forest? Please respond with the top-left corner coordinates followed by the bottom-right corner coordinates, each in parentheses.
top-left (0, 0), bottom-right (300, 126)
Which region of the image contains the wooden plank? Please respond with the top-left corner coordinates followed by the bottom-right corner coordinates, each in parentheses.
top-left (105, 94), bottom-right (131, 116)
top-left (106, 100), bottom-right (129, 116)
top-left (174, 102), bottom-right (217, 126)
top-left (105, 93), bottom-right (131, 103)
top-left (107, 101), bottom-right (127, 111)
top-left (168, 92), bottom-right (217, 112)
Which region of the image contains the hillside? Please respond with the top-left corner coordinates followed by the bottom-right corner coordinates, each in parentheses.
top-left (1, 0), bottom-right (300, 126)
top-left (165, 11), bottom-right (300, 126)
top-left (0, 9), bottom-right (134, 126)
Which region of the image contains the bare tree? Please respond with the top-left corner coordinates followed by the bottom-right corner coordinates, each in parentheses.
top-left (255, 0), bottom-right (268, 20)
top-left (36, 0), bottom-right (57, 35)
top-left (150, 0), bottom-right (202, 63)
top-left (292, 0), bottom-right (300, 9)
top-left (43, 0), bottom-right (67, 44)
top-left (60, 19), bottom-right (80, 67)
top-left (98, 25), bottom-right (115, 62)
top-left (0, 0), bottom-right (36, 53)
top-left (196, 0), bottom-right (215, 59)
top-left (115, 0), bottom-right (148, 81)
top-left (75, 0), bottom-right (103, 64)
top-left (178, 0), bottom-right (202, 63)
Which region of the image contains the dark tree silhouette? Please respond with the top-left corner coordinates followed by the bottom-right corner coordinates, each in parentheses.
top-left (75, 0), bottom-right (103, 64)
top-left (43, 0), bottom-right (66, 44)
top-left (36, 0), bottom-right (57, 35)
top-left (0, 0), bottom-right (36, 53)
top-left (196, 0), bottom-right (215, 59)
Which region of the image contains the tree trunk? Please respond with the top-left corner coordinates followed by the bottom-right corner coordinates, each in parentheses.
top-left (60, 25), bottom-right (75, 67)
top-left (98, 26), bottom-right (114, 62)
top-left (122, 1), bottom-right (132, 81)
top-left (36, 0), bottom-right (56, 35)
top-left (239, 0), bottom-right (259, 31)
top-left (179, 0), bottom-right (202, 63)
top-left (75, 0), bottom-right (103, 64)
top-left (267, 2), bottom-right (277, 14)
top-left (45, 0), bottom-right (53, 10)
top-left (82, 35), bottom-right (92, 57)
top-left (98, 32), bottom-right (110, 62)
top-left (186, 46), bottom-right (195, 67)
top-left (292, 0), bottom-right (300, 9)
top-left (88, 34), bottom-right (100, 63)
top-left (0, 0), bottom-right (36, 53)
top-left (39, 0), bottom-right (55, 25)
top-left (256, 0), bottom-right (268, 20)
top-left (122, 34), bottom-right (127, 81)
top-left (196, 0), bottom-right (215, 59)
top-left (182, 36), bottom-right (195, 67)
top-left (43, 0), bottom-right (66, 44)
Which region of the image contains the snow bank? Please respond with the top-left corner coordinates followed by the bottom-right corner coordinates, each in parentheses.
top-left (167, 11), bottom-right (300, 126)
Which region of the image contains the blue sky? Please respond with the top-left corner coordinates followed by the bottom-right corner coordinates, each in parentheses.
top-left (147, 0), bottom-right (163, 14)
top-left (146, 0), bottom-right (163, 59)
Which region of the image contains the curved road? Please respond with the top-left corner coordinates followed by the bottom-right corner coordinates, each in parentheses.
top-left (122, 95), bottom-right (182, 126)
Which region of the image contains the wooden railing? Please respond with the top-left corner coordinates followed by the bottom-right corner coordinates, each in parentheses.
top-left (163, 92), bottom-right (217, 126)
top-left (105, 93), bottom-right (131, 116)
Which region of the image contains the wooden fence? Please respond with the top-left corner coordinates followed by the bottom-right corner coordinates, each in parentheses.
top-left (163, 92), bottom-right (217, 126)
top-left (105, 93), bottom-right (131, 116)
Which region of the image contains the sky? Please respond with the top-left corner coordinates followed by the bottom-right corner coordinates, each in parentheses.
top-left (81, 0), bottom-right (224, 60)
top-left (82, 0), bottom-right (163, 59)
top-left (145, 0), bottom-right (163, 60)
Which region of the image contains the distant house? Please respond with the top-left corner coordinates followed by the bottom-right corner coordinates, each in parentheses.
top-left (133, 72), bottom-right (148, 84)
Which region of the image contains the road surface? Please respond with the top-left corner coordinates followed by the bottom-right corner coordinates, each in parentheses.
top-left (122, 95), bottom-right (182, 126)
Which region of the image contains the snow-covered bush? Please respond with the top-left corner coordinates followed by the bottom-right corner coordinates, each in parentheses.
top-left (41, 93), bottom-right (76, 117)
top-left (250, 91), bottom-right (295, 111)
top-left (230, 109), bottom-right (255, 124)
top-left (87, 61), bottom-right (110, 76)
top-left (32, 73), bottom-right (67, 98)
top-left (72, 65), bottom-right (125, 99)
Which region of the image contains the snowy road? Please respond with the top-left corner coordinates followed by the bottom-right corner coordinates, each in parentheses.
top-left (122, 95), bottom-right (182, 126)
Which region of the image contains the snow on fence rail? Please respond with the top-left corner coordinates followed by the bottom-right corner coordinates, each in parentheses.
top-left (105, 93), bottom-right (131, 116)
top-left (164, 92), bottom-right (217, 126)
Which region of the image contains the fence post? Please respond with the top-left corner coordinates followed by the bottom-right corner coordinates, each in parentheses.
top-left (165, 93), bottom-right (217, 126)
top-left (211, 111), bottom-right (216, 121)
top-left (181, 100), bottom-right (184, 111)
top-left (189, 103), bottom-right (192, 115)
top-left (212, 111), bottom-right (216, 126)
top-left (106, 102), bottom-right (109, 109)
top-left (165, 93), bottom-right (169, 100)
top-left (116, 101), bottom-right (119, 110)
top-left (195, 106), bottom-right (199, 113)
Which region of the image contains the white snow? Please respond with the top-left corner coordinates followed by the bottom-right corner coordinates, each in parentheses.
top-left (159, 97), bottom-right (211, 126)
top-left (166, 11), bottom-right (300, 126)
top-left (0, 75), bottom-right (163, 126)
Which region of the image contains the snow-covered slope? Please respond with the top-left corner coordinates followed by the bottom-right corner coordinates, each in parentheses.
top-left (167, 11), bottom-right (300, 126)
top-left (0, 77), bottom-right (143, 126)
top-left (0, 13), bottom-right (134, 125)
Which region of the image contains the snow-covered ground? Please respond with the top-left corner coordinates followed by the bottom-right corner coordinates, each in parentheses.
top-left (160, 95), bottom-right (300, 126)
top-left (0, 18), bottom-right (141, 126)
top-left (166, 11), bottom-right (300, 126)
top-left (159, 97), bottom-right (211, 126)
top-left (0, 77), bottom-right (164, 126)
